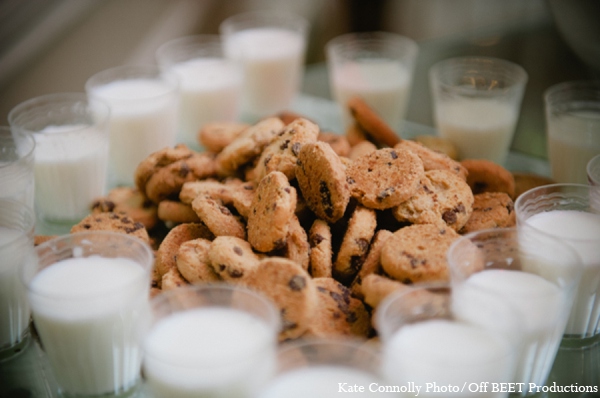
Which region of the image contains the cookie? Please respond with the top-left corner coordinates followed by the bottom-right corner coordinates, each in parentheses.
top-left (191, 195), bottom-right (246, 239)
top-left (318, 132), bottom-right (351, 158)
top-left (134, 144), bottom-right (195, 195)
top-left (347, 96), bottom-right (400, 147)
top-left (91, 187), bottom-right (158, 230)
top-left (175, 238), bottom-right (221, 284)
top-left (155, 222), bottom-right (214, 277)
top-left (277, 110), bottom-right (311, 125)
top-left (253, 118), bottom-right (320, 182)
top-left (348, 140), bottom-right (377, 161)
top-left (216, 117), bottom-right (285, 174)
top-left (512, 172), bottom-right (554, 199)
top-left (413, 135), bottom-right (459, 160)
top-left (295, 141), bottom-right (350, 223)
top-left (380, 224), bottom-right (460, 284)
top-left (346, 148), bottom-right (425, 209)
top-left (279, 215), bottom-right (310, 272)
top-left (243, 257), bottom-right (318, 341)
top-left (395, 139), bottom-right (467, 181)
top-left (304, 277), bottom-right (371, 339)
top-left (461, 159), bottom-right (516, 198)
top-left (460, 192), bottom-right (516, 234)
top-left (361, 274), bottom-right (412, 309)
top-left (157, 200), bottom-right (200, 224)
top-left (247, 171), bottom-right (297, 252)
top-left (345, 122), bottom-right (368, 147)
top-left (309, 219), bottom-right (333, 278)
top-left (350, 229), bottom-right (394, 299)
top-left (161, 268), bottom-right (189, 291)
top-left (231, 181), bottom-right (256, 219)
top-left (392, 169), bottom-right (474, 231)
top-left (198, 121), bottom-right (249, 153)
top-left (333, 205), bottom-right (377, 283)
top-left (208, 236), bottom-right (261, 281)
top-left (71, 212), bottom-right (150, 244)
top-left (145, 152), bottom-right (217, 204)
top-left (179, 179), bottom-right (239, 205)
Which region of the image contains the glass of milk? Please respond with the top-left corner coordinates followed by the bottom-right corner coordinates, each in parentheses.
top-left (588, 154), bottom-right (600, 186)
top-left (86, 65), bottom-right (179, 188)
top-left (376, 284), bottom-right (518, 398)
top-left (326, 31), bottom-right (419, 134)
top-left (257, 339), bottom-right (390, 397)
top-left (8, 93), bottom-right (111, 235)
top-left (0, 126), bottom-right (35, 212)
top-left (515, 184), bottom-right (600, 343)
top-left (22, 231), bottom-right (154, 397)
top-left (430, 56), bottom-right (528, 165)
top-left (447, 227), bottom-right (582, 394)
top-left (220, 10), bottom-right (309, 122)
top-left (544, 81), bottom-right (600, 184)
top-left (0, 199), bottom-right (34, 360)
top-left (143, 284), bottom-right (280, 398)
top-left (156, 34), bottom-right (243, 150)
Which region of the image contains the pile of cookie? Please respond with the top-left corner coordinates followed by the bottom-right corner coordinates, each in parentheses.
top-left (66, 97), bottom-right (551, 342)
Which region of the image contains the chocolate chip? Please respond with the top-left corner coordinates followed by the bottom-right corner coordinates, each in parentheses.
top-left (377, 187), bottom-right (395, 200)
top-left (179, 162), bottom-right (190, 177)
top-left (233, 246), bottom-right (243, 256)
top-left (219, 205), bottom-right (231, 215)
top-left (219, 264), bottom-right (226, 271)
top-left (122, 217), bottom-right (132, 224)
top-left (507, 203), bottom-right (514, 213)
top-left (311, 233), bottom-right (325, 246)
top-left (455, 204), bottom-right (466, 213)
top-left (346, 312), bottom-right (358, 323)
top-left (291, 142), bottom-right (301, 156)
top-left (288, 275), bottom-right (306, 291)
top-left (263, 154), bottom-right (272, 166)
top-left (319, 181), bottom-right (334, 217)
top-left (281, 318), bottom-right (298, 331)
top-left (390, 150), bottom-right (398, 159)
top-left (346, 177), bottom-right (355, 184)
top-left (442, 210), bottom-right (457, 224)
top-left (280, 140), bottom-right (290, 150)
top-left (317, 286), bottom-right (327, 293)
top-left (243, 184), bottom-right (253, 191)
top-left (284, 187), bottom-right (291, 193)
top-left (83, 224), bottom-right (91, 229)
top-left (228, 269), bottom-right (243, 278)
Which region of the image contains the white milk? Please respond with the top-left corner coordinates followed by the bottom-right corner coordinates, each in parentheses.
top-left (458, 270), bottom-right (563, 386)
top-left (258, 366), bottom-right (385, 397)
top-left (170, 58), bottom-right (242, 148)
top-left (34, 125), bottom-right (108, 222)
top-left (332, 61), bottom-right (411, 133)
top-left (435, 98), bottom-right (518, 164)
top-left (28, 256), bottom-right (149, 396)
top-left (526, 210), bottom-right (600, 336)
top-left (144, 307), bottom-right (276, 398)
top-left (224, 27), bottom-right (305, 119)
top-left (89, 79), bottom-right (178, 186)
top-left (0, 227), bottom-right (31, 349)
top-left (382, 319), bottom-right (513, 397)
top-left (547, 110), bottom-right (600, 184)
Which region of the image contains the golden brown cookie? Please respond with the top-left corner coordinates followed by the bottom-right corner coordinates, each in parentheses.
top-left (460, 192), bottom-right (516, 234)
top-left (157, 200), bottom-right (200, 224)
top-left (191, 195), bottom-right (246, 239)
top-left (347, 96), bottom-right (400, 147)
top-left (361, 274), bottom-right (412, 309)
top-left (380, 224), bottom-right (460, 284)
top-left (198, 121), bottom-right (249, 153)
top-left (395, 139), bottom-right (467, 181)
top-left (91, 187), bottom-right (158, 230)
top-left (461, 159), bottom-right (516, 198)
top-left (175, 238), bottom-right (220, 284)
top-left (346, 148), bottom-right (425, 209)
top-left (318, 132), bottom-right (351, 158)
top-left (161, 268), bottom-right (189, 291)
top-left (179, 179), bottom-right (238, 205)
top-left (309, 219), bottom-right (333, 278)
top-left (295, 141), bottom-right (350, 223)
top-left (134, 144), bottom-right (194, 195)
top-left (231, 181), bottom-right (256, 219)
top-left (71, 212), bottom-right (150, 244)
top-left (208, 236), bottom-right (261, 281)
top-left (413, 135), bottom-right (459, 160)
top-left (512, 172), bottom-right (554, 199)
top-left (155, 223), bottom-right (214, 277)
top-left (279, 215), bottom-right (310, 272)
top-left (247, 171), bottom-right (297, 253)
top-left (350, 229), bottom-right (394, 299)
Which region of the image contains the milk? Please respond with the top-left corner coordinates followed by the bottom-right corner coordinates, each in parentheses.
top-left (332, 61), bottom-right (411, 133)
top-left (224, 28), bottom-right (305, 119)
top-left (169, 58), bottom-right (242, 147)
top-left (144, 307), bottom-right (277, 398)
top-left (0, 227), bottom-right (31, 349)
top-left (457, 270), bottom-right (564, 386)
top-left (33, 124), bottom-right (108, 223)
top-left (382, 319), bottom-right (513, 397)
top-left (258, 366), bottom-right (385, 397)
top-left (28, 256), bottom-right (149, 396)
top-left (89, 79), bottom-right (178, 186)
top-left (526, 210), bottom-right (600, 336)
top-left (435, 98), bottom-right (518, 164)
top-left (547, 110), bottom-right (600, 184)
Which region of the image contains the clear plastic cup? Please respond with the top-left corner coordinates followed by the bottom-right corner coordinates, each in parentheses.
top-left (0, 126), bottom-right (35, 212)
top-left (587, 153), bottom-right (600, 186)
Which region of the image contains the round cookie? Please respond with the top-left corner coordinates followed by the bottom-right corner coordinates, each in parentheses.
top-left (157, 200), bottom-right (200, 224)
top-left (347, 96), bottom-right (400, 147)
top-left (179, 179), bottom-right (237, 205)
top-left (346, 148), bottom-right (425, 209)
top-left (395, 139), bottom-right (467, 181)
top-left (309, 219), bottom-right (333, 278)
top-left (71, 212), bottom-right (150, 244)
top-left (295, 141), bottom-right (350, 223)
top-left (380, 224), bottom-right (460, 284)
top-left (208, 236), bottom-right (261, 281)
top-left (360, 274), bottom-right (412, 309)
top-left (304, 277), bottom-right (371, 339)
top-left (191, 195), bottom-right (246, 239)
top-left (512, 172), bottom-right (554, 199)
top-left (461, 159), bottom-right (516, 198)
top-left (460, 192), bottom-right (516, 234)
top-left (215, 117), bottom-right (285, 174)
top-left (243, 257), bottom-right (319, 341)
top-left (247, 171), bottom-right (297, 253)
top-left (279, 215), bottom-right (310, 272)
top-left (176, 238), bottom-right (220, 284)
top-left (392, 169), bottom-right (474, 231)
top-left (135, 144), bottom-right (194, 194)
top-left (198, 121), bottom-right (249, 153)
top-left (155, 222), bottom-right (214, 277)
top-left (231, 181), bottom-right (256, 219)
top-left (350, 229), bottom-right (393, 299)
top-left (318, 132), bottom-right (351, 158)
top-left (413, 135), bottom-right (459, 160)
top-left (333, 205), bottom-right (377, 283)
top-left (91, 187), bottom-right (158, 230)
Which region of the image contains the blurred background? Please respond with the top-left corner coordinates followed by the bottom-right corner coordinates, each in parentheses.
top-left (0, 0), bottom-right (598, 159)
